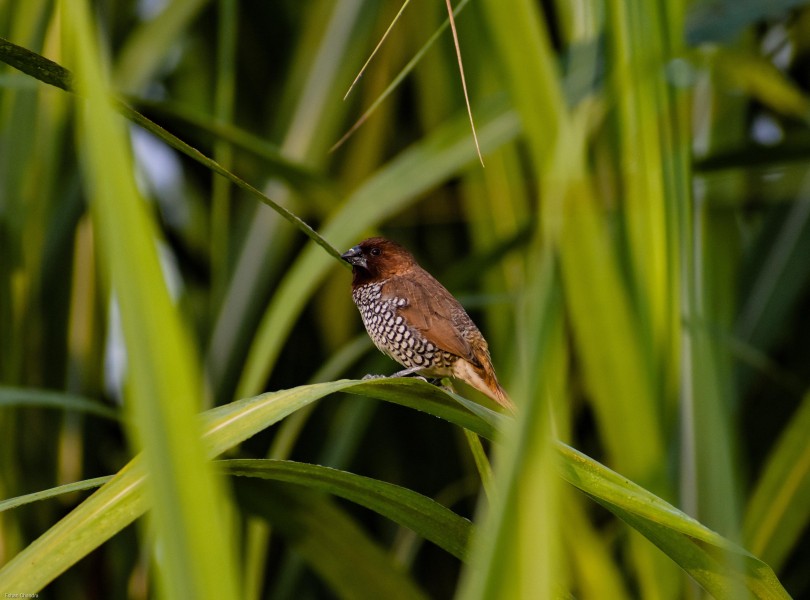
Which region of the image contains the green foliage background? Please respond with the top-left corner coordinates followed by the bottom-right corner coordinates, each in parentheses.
top-left (0, 0), bottom-right (809, 598)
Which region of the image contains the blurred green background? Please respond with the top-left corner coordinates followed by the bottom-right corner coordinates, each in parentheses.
top-left (1, 0), bottom-right (809, 598)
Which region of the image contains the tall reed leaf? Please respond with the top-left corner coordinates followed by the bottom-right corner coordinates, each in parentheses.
top-left (62, 2), bottom-right (239, 599)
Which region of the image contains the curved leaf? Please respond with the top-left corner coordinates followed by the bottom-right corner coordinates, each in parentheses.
top-left (555, 442), bottom-right (790, 600)
top-left (0, 477), bottom-right (112, 513)
top-left (1, 377), bottom-right (788, 599)
top-left (223, 458), bottom-right (472, 560)
top-left (0, 378), bottom-right (492, 594)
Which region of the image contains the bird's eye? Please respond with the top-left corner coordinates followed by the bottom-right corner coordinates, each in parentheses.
top-left (370, 247), bottom-right (381, 257)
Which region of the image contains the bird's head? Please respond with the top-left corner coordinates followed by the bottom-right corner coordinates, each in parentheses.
top-left (341, 237), bottom-right (417, 283)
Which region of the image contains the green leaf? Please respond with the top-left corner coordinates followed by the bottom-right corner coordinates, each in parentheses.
top-left (555, 442), bottom-right (791, 600)
top-left (63, 2), bottom-right (240, 598)
top-left (203, 378), bottom-right (499, 454)
top-left (223, 458), bottom-right (472, 560)
top-left (0, 459), bottom-right (149, 595)
top-left (0, 379), bottom-right (492, 594)
top-left (0, 376), bottom-right (790, 598)
top-left (0, 477), bottom-right (112, 513)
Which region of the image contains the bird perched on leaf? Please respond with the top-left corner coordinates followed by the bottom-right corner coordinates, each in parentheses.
top-left (342, 237), bottom-right (514, 412)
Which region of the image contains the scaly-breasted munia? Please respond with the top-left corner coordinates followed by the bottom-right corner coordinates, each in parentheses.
top-left (342, 237), bottom-right (514, 411)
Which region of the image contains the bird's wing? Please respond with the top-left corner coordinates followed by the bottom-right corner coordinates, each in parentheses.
top-left (383, 271), bottom-right (475, 361)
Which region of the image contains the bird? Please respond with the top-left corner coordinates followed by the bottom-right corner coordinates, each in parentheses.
top-left (342, 237), bottom-right (514, 412)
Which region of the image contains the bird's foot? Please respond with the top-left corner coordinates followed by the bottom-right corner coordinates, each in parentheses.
top-left (362, 370), bottom-right (428, 383)
top-left (386, 367), bottom-right (429, 383)
top-left (390, 366), bottom-right (424, 378)
top-left (364, 367), bottom-right (433, 383)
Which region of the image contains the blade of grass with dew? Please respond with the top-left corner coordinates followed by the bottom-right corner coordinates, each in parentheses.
top-left (0, 457), bottom-right (148, 595)
top-left (64, 2), bottom-right (240, 598)
top-left (235, 96), bottom-right (519, 398)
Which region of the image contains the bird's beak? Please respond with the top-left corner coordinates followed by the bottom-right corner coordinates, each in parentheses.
top-left (341, 245), bottom-right (367, 269)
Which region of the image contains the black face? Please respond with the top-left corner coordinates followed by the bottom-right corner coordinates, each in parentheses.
top-left (341, 237), bottom-right (414, 284)
top-left (342, 238), bottom-right (388, 271)
top-left (341, 244), bottom-right (370, 270)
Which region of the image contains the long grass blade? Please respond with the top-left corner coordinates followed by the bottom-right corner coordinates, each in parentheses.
top-left (64, 2), bottom-right (240, 597)
top-left (343, 0), bottom-right (412, 100)
top-left (330, 0), bottom-right (473, 153)
top-left (444, 0), bottom-right (483, 166)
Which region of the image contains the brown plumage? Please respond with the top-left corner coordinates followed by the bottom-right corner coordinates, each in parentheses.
top-left (342, 237), bottom-right (514, 412)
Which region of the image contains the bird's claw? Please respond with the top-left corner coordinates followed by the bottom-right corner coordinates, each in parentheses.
top-left (390, 366), bottom-right (423, 378)
top-left (362, 371), bottom-right (430, 383)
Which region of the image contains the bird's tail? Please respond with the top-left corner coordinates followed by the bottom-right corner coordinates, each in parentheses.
top-left (489, 380), bottom-right (515, 413)
top-left (453, 355), bottom-right (516, 413)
